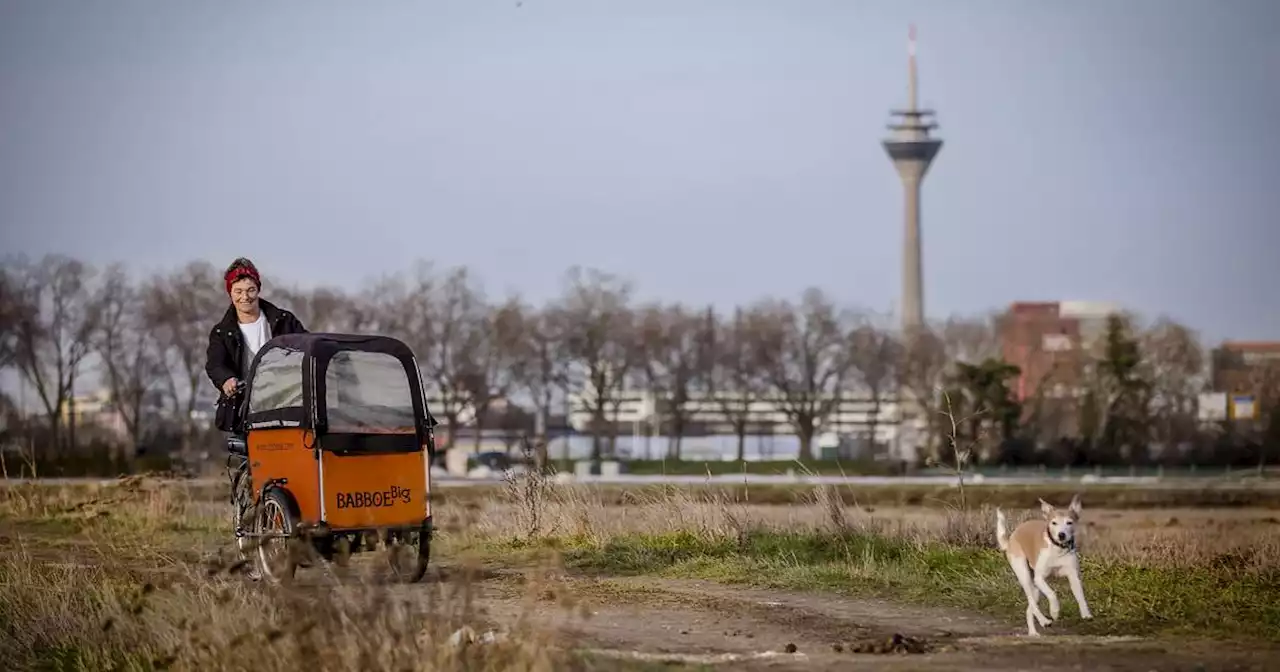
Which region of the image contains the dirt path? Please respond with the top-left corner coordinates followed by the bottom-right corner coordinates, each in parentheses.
top-left (422, 566), bottom-right (1280, 672)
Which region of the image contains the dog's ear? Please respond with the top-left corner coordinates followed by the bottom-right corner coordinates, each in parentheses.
top-left (1039, 498), bottom-right (1054, 517)
top-left (1068, 493), bottom-right (1082, 516)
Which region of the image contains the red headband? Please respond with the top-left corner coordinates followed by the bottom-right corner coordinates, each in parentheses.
top-left (225, 265), bottom-right (261, 294)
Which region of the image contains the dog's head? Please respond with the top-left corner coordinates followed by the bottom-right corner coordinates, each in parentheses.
top-left (1039, 494), bottom-right (1082, 546)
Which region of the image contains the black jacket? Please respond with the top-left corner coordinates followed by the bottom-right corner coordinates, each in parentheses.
top-left (205, 298), bottom-right (308, 395)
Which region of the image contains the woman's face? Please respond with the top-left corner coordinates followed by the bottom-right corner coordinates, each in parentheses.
top-left (229, 277), bottom-right (260, 314)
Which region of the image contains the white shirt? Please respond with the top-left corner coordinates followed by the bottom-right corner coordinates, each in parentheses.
top-left (238, 312), bottom-right (272, 377)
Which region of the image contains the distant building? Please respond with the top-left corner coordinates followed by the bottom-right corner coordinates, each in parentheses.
top-left (565, 388), bottom-right (903, 448)
top-left (999, 300), bottom-right (1122, 402)
top-left (1208, 341), bottom-right (1280, 423)
top-left (1211, 341), bottom-right (1280, 393)
top-left (57, 389), bottom-right (129, 440)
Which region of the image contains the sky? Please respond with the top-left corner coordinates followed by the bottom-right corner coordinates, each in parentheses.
top-left (2, 0), bottom-right (1279, 348)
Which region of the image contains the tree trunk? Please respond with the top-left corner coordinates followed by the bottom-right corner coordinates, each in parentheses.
top-left (533, 396), bottom-right (549, 471)
top-left (43, 410), bottom-right (62, 459)
top-left (867, 396), bottom-right (881, 456)
top-left (444, 414), bottom-right (459, 452)
top-left (797, 420), bottom-right (815, 461)
top-left (607, 400), bottom-right (622, 459)
top-left (183, 375), bottom-right (199, 464)
top-left (590, 405), bottom-right (605, 463)
top-left (735, 426), bottom-right (746, 463)
top-left (67, 392), bottom-right (78, 456)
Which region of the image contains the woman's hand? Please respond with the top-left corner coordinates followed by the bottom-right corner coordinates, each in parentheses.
top-left (222, 377), bottom-right (239, 397)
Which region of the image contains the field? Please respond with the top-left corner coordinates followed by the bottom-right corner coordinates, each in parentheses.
top-left (3, 476), bottom-right (1280, 671)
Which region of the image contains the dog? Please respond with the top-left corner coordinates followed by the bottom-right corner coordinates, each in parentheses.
top-left (995, 495), bottom-right (1093, 637)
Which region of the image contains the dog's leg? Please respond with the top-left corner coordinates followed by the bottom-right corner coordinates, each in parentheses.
top-left (1025, 569), bottom-right (1053, 628)
top-left (1008, 556), bottom-right (1048, 636)
top-left (1032, 554), bottom-right (1062, 621)
top-left (1065, 556), bottom-right (1093, 620)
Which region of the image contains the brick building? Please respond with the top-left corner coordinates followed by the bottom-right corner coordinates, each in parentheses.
top-left (1211, 341), bottom-right (1280, 400)
top-left (999, 301), bottom-right (1122, 402)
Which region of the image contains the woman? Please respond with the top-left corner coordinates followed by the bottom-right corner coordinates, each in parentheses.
top-left (205, 257), bottom-right (307, 579)
top-left (204, 257), bottom-right (308, 400)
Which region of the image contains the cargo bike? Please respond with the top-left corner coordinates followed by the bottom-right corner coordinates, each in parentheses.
top-left (224, 333), bottom-right (437, 583)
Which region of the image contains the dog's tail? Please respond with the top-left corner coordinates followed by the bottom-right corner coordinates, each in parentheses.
top-left (996, 507), bottom-right (1010, 552)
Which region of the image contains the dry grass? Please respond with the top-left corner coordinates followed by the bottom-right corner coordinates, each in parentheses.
top-left (0, 481), bottom-right (615, 672)
top-left (466, 480), bottom-right (1280, 571)
top-left (8, 478), bottom-right (1280, 571)
top-left (0, 544), bottom-right (578, 671)
top-left (54, 477), bottom-right (1280, 511)
top-left (4, 476), bottom-right (1280, 668)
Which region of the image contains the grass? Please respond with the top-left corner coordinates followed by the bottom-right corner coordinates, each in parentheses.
top-left (3, 475), bottom-right (1280, 669)
top-left (12, 477), bottom-right (1280, 510)
top-left (465, 476), bottom-right (1280, 643)
top-left (551, 528), bottom-right (1280, 641)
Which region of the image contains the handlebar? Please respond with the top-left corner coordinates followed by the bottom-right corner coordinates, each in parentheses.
top-left (219, 379), bottom-right (247, 401)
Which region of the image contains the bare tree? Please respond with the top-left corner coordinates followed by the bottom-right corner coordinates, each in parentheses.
top-left (845, 314), bottom-right (902, 456)
top-left (358, 263), bottom-right (430, 340)
top-left (276, 285), bottom-right (355, 333)
top-left (1139, 317), bottom-right (1205, 450)
top-left (0, 266), bottom-right (23, 371)
top-left (897, 326), bottom-right (950, 464)
top-left (556, 267), bottom-right (636, 463)
top-left (426, 267), bottom-right (492, 452)
top-left (636, 302), bottom-right (703, 460)
top-left (459, 296), bottom-right (529, 450)
top-left (747, 289), bottom-right (849, 461)
top-left (144, 261), bottom-right (225, 456)
top-left (703, 307), bottom-right (768, 462)
top-left (95, 266), bottom-right (169, 452)
top-left (360, 261), bottom-right (482, 453)
top-left (515, 304), bottom-right (570, 468)
top-left (940, 313), bottom-right (1001, 365)
top-left (369, 262), bottom-right (480, 453)
top-left (7, 255), bottom-right (105, 456)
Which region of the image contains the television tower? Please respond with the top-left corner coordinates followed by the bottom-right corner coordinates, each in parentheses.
top-left (882, 24), bottom-right (942, 336)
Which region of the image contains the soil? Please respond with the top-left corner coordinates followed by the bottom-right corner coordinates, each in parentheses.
top-left (418, 566), bottom-right (1280, 672)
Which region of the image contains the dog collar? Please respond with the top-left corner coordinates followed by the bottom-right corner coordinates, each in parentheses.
top-left (1047, 529), bottom-right (1075, 552)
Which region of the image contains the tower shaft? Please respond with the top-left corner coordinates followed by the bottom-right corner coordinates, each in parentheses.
top-left (901, 175), bottom-right (923, 333)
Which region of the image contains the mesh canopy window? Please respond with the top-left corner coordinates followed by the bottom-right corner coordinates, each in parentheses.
top-left (248, 348), bottom-right (305, 414)
top-left (325, 350), bottom-right (416, 433)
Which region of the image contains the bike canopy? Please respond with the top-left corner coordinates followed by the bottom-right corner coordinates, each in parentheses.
top-left (241, 333), bottom-right (438, 438)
